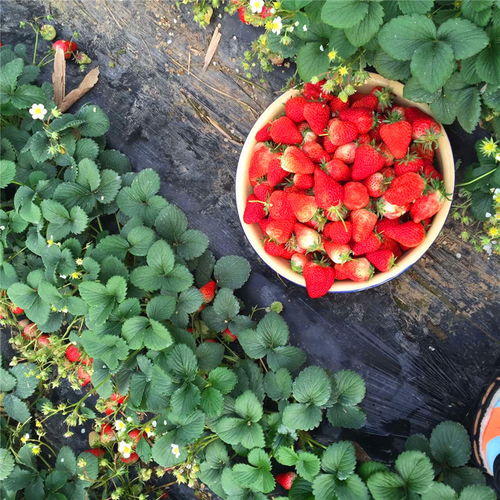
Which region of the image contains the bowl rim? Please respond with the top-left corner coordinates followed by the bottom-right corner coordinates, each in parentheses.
top-left (235, 72), bottom-right (455, 293)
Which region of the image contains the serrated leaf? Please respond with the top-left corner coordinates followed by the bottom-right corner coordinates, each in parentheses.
top-left (475, 28), bottom-right (500, 84)
top-left (213, 287), bottom-right (239, 319)
top-left (11, 363), bottom-right (38, 399)
top-left (403, 77), bottom-right (440, 103)
top-left (152, 434), bottom-right (188, 467)
top-left (208, 367), bottom-right (237, 394)
top-left (126, 225), bottom-right (156, 256)
top-left (398, 0), bottom-right (434, 14)
top-left (214, 255), bottom-right (250, 289)
top-left (293, 366), bottom-right (331, 406)
top-left (430, 421), bottom-right (471, 467)
top-left (201, 387), bottom-right (224, 417)
top-left (459, 485), bottom-right (496, 500)
top-left (56, 446), bottom-right (77, 475)
top-left (395, 450), bottom-right (434, 494)
top-left (264, 368), bottom-right (292, 401)
top-left (216, 417), bottom-right (265, 449)
top-left (374, 51), bottom-right (411, 81)
top-left (0, 366), bottom-right (16, 392)
top-left (196, 341), bottom-right (225, 371)
top-left (4, 393), bottom-right (30, 422)
top-left (322, 441), bottom-right (356, 480)
top-left (334, 370), bottom-right (366, 406)
top-left (282, 403), bottom-right (322, 431)
top-left (96, 169), bottom-right (121, 204)
top-left (235, 391), bottom-right (263, 422)
top-left (441, 465), bottom-right (486, 492)
top-left (421, 482), bottom-right (457, 500)
top-left (367, 471), bottom-right (407, 500)
top-left (344, 1), bottom-right (384, 46)
top-left (358, 462), bottom-right (390, 482)
top-left (146, 294), bottom-right (176, 321)
top-left (321, 0), bottom-right (369, 29)
top-left (276, 447), bottom-right (299, 466)
top-left (437, 18), bottom-right (489, 59)
top-left (233, 449), bottom-right (275, 493)
top-left (0, 159), bottom-right (16, 188)
top-left (296, 451), bottom-right (321, 482)
top-left (99, 149), bottom-right (130, 174)
top-left (75, 138), bottom-right (99, 161)
top-left (167, 343), bottom-right (198, 380)
top-left (77, 158), bottom-right (101, 191)
top-left (177, 229), bottom-right (209, 260)
top-left (80, 331), bottom-right (129, 370)
top-left (328, 28), bottom-right (357, 59)
top-left (296, 42), bottom-right (330, 82)
top-left (312, 474), bottom-right (338, 499)
top-left (327, 403), bottom-right (367, 429)
top-left (76, 104), bottom-right (110, 137)
top-left (267, 345), bottom-right (306, 372)
top-left (0, 448), bottom-right (15, 481)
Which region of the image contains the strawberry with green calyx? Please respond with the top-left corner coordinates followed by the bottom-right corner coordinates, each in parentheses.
top-left (412, 118), bottom-right (441, 149)
top-left (294, 223), bottom-right (323, 253)
top-left (249, 143), bottom-right (276, 185)
top-left (350, 208), bottom-right (378, 243)
top-left (411, 142), bottom-right (435, 162)
top-left (37, 334), bottom-right (51, 347)
top-left (120, 453), bottom-right (139, 464)
top-left (128, 429), bottom-right (143, 445)
top-left (378, 143), bottom-right (395, 167)
top-left (314, 168), bottom-right (345, 220)
top-left (364, 172), bottom-right (389, 198)
top-left (394, 153), bottom-right (425, 176)
top-left (351, 144), bottom-right (385, 181)
top-left (223, 328), bottom-right (237, 342)
top-left (285, 96), bottom-right (307, 123)
top-left (323, 158), bottom-right (351, 182)
top-left (310, 210), bottom-right (328, 232)
top-left (52, 40), bottom-right (78, 59)
top-left (343, 181), bottom-right (369, 210)
top-left (379, 113), bottom-right (412, 159)
top-left (199, 280), bottom-right (217, 303)
top-left (352, 93), bottom-right (378, 110)
top-left (100, 424), bottom-right (115, 443)
top-left (410, 181), bottom-right (448, 223)
top-left (339, 107), bottom-right (374, 134)
top-left (302, 140), bottom-right (330, 163)
top-left (288, 193), bottom-right (318, 222)
top-left (384, 221), bottom-right (426, 248)
top-left (352, 232), bottom-right (382, 256)
top-left (371, 86), bottom-right (393, 112)
top-left (304, 101), bottom-right (330, 135)
top-left (270, 116), bottom-right (303, 144)
top-left (254, 182), bottom-right (272, 201)
top-left (298, 122), bottom-right (318, 143)
top-left (293, 173), bottom-right (314, 190)
top-left (281, 145), bottom-right (315, 174)
top-left (275, 472), bottom-right (297, 491)
top-left (334, 142), bottom-right (357, 164)
top-left (65, 344), bottom-right (82, 363)
top-left (335, 257), bottom-right (374, 282)
top-left (330, 95), bottom-right (350, 113)
top-left (78, 365), bottom-right (92, 386)
top-left (323, 220), bottom-right (352, 244)
top-left (303, 81), bottom-right (325, 100)
top-left (328, 118), bottom-right (358, 146)
top-left (264, 240), bottom-right (294, 259)
top-left (291, 253), bottom-right (309, 273)
top-left (376, 197), bottom-right (409, 219)
top-left (111, 393), bottom-right (127, 404)
top-left (303, 260), bottom-right (335, 298)
top-left (384, 172), bottom-right (426, 206)
top-left (11, 305), bottom-right (24, 315)
top-left (324, 241), bottom-right (352, 264)
top-left (266, 219), bottom-right (294, 244)
top-left (422, 162), bottom-right (442, 181)
top-left (255, 122), bottom-right (272, 142)
top-left (267, 157), bottom-right (288, 187)
top-left (244, 194), bottom-right (266, 224)
top-left (367, 249), bottom-right (396, 272)
top-left (268, 191), bottom-right (295, 221)
top-left (85, 448), bottom-right (105, 458)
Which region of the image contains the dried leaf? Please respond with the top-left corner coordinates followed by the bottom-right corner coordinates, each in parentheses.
top-left (60, 67), bottom-right (100, 112)
top-left (203, 25), bottom-right (221, 72)
top-left (52, 48), bottom-right (66, 107)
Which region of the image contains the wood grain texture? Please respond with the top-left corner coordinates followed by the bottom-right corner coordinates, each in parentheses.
top-left (1, 0), bottom-right (499, 471)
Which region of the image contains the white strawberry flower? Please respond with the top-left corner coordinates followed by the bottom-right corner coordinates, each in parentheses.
top-left (270, 16), bottom-right (283, 35)
top-left (171, 443), bottom-right (181, 458)
top-left (29, 103), bottom-right (47, 120)
top-left (114, 419), bottom-right (126, 432)
top-left (118, 440), bottom-right (132, 459)
top-left (249, 0), bottom-right (264, 13)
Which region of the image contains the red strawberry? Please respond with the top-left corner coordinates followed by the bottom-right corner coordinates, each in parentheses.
top-left (243, 195), bottom-right (266, 224)
top-left (351, 144), bottom-right (385, 181)
top-left (385, 172), bottom-right (425, 206)
top-left (78, 366), bottom-right (91, 386)
top-left (412, 118), bottom-right (441, 148)
top-left (100, 423), bottom-right (115, 443)
top-left (367, 249), bottom-right (396, 272)
top-left (111, 393), bottom-right (127, 404)
top-left (120, 453), bottom-right (139, 464)
top-left (339, 108), bottom-right (374, 134)
top-left (65, 344), bottom-right (82, 363)
top-left (324, 242), bottom-right (352, 264)
top-left (364, 172), bottom-right (387, 198)
top-left (358, 133), bottom-right (371, 144)
top-left (275, 472), bottom-right (297, 491)
top-left (343, 182), bottom-right (369, 210)
top-left (410, 188), bottom-right (446, 223)
top-left (377, 198), bottom-right (409, 220)
top-left (285, 96), bottom-right (307, 122)
top-left (323, 221), bottom-right (352, 244)
top-left (294, 223), bottom-right (323, 252)
top-left (299, 122), bottom-right (317, 143)
top-left (411, 142), bottom-right (435, 162)
top-left (264, 240), bottom-right (289, 258)
top-left (384, 221), bottom-right (426, 247)
top-left (404, 107), bottom-right (432, 123)
top-left (323, 158), bottom-right (350, 182)
top-left (323, 135), bottom-right (337, 153)
top-left (304, 102), bottom-right (330, 135)
top-left (352, 93), bottom-right (378, 110)
top-left (328, 118), bottom-right (358, 146)
top-left (11, 305), bottom-right (24, 315)
top-left (81, 357), bottom-right (93, 366)
top-left (199, 281), bottom-right (217, 303)
top-left (314, 169), bottom-right (344, 218)
top-left (237, 6), bottom-right (248, 23)
top-left (303, 262), bottom-right (335, 298)
top-left (288, 193), bottom-right (318, 222)
top-left (394, 154), bottom-right (425, 176)
top-left (390, 105), bottom-right (407, 120)
top-left (85, 448), bottom-right (105, 458)
top-left (372, 87), bottom-right (393, 111)
top-left (379, 236), bottom-right (403, 257)
top-left (266, 220), bottom-right (294, 244)
top-left (379, 120), bottom-right (412, 159)
top-left (128, 429), bottom-right (143, 444)
top-left (259, 218), bottom-right (270, 234)
top-left (290, 253), bottom-right (309, 273)
top-left (269, 191), bottom-right (294, 221)
top-left (334, 142), bottom-right (357, 164)
top-left (223, 328), bottom-right (237, 342)
top-left (422, 162), bottom-right (442, 180)
top-left (267, 157), bottom-right (289, 187)
top-left (379, 143), bottom-right (395, 166)
top-left (352, 232), bottom-right (382, 256)
top-left (249, 144), bottom-right (275, 185)
top-left (254, 182), bottom-right (272, 201)
top-left (330, 96), bottom-right (350, 113)
top-left (270, 116), bottom-right (303, 144)
top-left (351, 209), bottom-right (378, 243)
top-left (293, 173), bottom-right (314, 189)
top-left (302, 141), bottom-right (330, 163)
top-left (255, 122), bottom-right (272, 142)
top-left (52, 40), bottom-right (78, 59)
top-left (281, 146), bottom-right (315, 174)
top-left (335, 258), bottom-right (374, 282)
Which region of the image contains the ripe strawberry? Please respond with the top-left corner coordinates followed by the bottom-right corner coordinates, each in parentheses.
top-left (275, 472), bottom-right (297, 491)
top-left (78, 366), bottom-right (91, 386)
top-left (199, 280), bottom-right (217, 303)
top-left (404, 107), bottom-right (432, 123)
top-left (269, 191), bottom-right (294, 221)
top-left (376, 217), bottom-right (400, 234)
top-left (324, 242), bottom-right (352, 264)
top-left (264, 240), bottom-right (291, 258)
top-left (367, 249), bottom-right (396, 272)
top-left (22, 323), bottom-right (38, 340)
top-left (128, 429), bottom-right (143, 444)
top-left (223, 328), bottom-right (237, 342)
top-left (364, 172), bottom-right (387, 198)
top-left (100, 423), bottom-right (115, 443)
top-left (379, 236), bottom-right (403, 257)
top-left (351, 144), bottom-right (385, 181)
top-left (120, 453), bottom-right (139, 464)
top-left (249, 144), bottom-right (274, 185)
top-left (339, 108), bottom-right (374, 134)
top-left (294, 223), bottom-right (323, 252)
top-left (379, 143), bottom-right (395, 167)
top-left (394, 154), bottom-right (425, 176)
top-left (330, 96), bottom-right (350, 113)
top-left (254, 182), bottom-right (272, 201)
top-left (358, 133), bottom-right (371, 144)
top-left (281, 146), bottom-right (315, 174)
top-left (303, 261), bottom-right (335, 298)
top-left (270, 116), bottom-right (303, 144)
top-left (411, 142), bottom-right (435, 162)
top-left (352, 93), bottom-right (378, 110)
top-left (298, 122), bottom-right (318, 143)
top-left (334, 142), bottom-right (357, 164)
top-left (412, 118), bottom-right (441, 148)
top-left (65, 344), bottom-right (82, 363)
top-left (303, 81), bottom-right (324, 100)
top-left (323, 158), bottom-right (350, 182)
top-left (352, 232), bottom-right (382, 256)
top-left (377, 197), bottom-right (409, 220)
top-left (323, 220), bottom-right (352, 244)
top-left (410, 188), bottom-right (446, 223)
top-left (302, 141), bottom-right (330, 163)
top-left (255, 122), bottom-right (271, 142)
top-left (350, 209), bottom-right (378, 243)
top-left (336, 258), bottom-right (374, 282)
top-left (237, 7), bottom-right (248, 23)
top-left (266, 219), bottom-right (294, 244)
top-left (328, 118), bottom-right (358, 146)
top-left (285, 96), bottom-right (307, 122)
top-left (243, 195), bottom-right (266, 224)
top-left (111, 393), bottom-right (127, 404)
top-left (385, 172), bottom-right (425, 206)
top-left (11, 305), bottom-right (24, 315)
top-left (293, 173), bottom-right (314, 190)
top-left (267, 157), bottom-right (289, 187)
top-left (81, 357), bottom-right (93, 366)
top-left (371, 86), bottom-right (393, 112)
top-left (52, 40), bottom-right (77, 59)
top-left (290, 253), bottom-right (309, 273)
top-left (422, 162), bottom-right (442, 180)
top-left (314, 169), bottom-right (344, 218)
top-left (288, 193), bottom-right (317, 222)
top-left (85, 448), bottom-right (105, 458)
top-left (343, 182), bottom-right (369, 210)
top-left (384, 221), bottom-right (426, 247)
top-left (37, 334), bottom-right (51, 347)
top-left (304, 102), bottom-right (330, 135)
top-left (259, 218), bottom-right (270, 234)
top-left (379, 120), bottom-right (412, 159)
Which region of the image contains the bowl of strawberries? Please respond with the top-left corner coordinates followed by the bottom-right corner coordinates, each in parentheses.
top-left (236, 73), bottom-right (454, 298)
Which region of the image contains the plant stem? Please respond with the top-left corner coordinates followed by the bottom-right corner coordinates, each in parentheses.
top-left (456, 168), bottom-right (496, 187)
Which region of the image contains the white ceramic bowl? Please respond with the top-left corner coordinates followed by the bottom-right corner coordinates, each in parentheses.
top-left (235, 73), bottom-right (455, 293)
